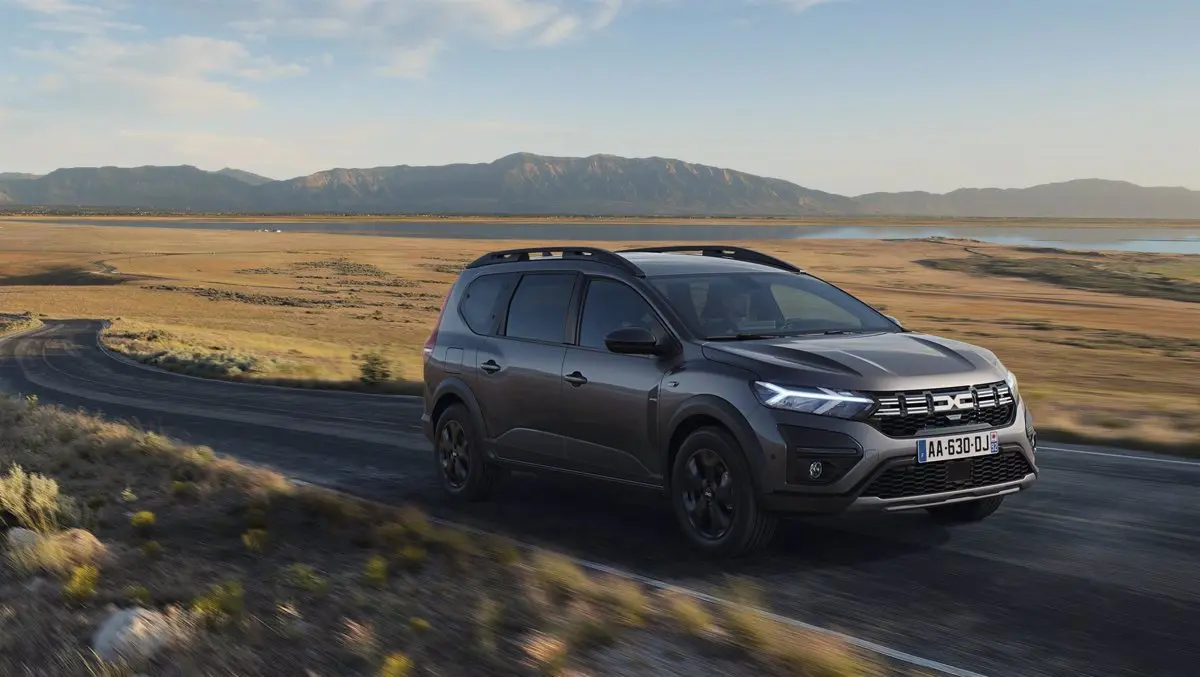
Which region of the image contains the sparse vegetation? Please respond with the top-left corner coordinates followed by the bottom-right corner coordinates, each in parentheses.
top-left (918, 252), bottom-right (1200, 304)
top-left (2, 220), bottom-right (1195, 452)
top-left (0, 311), bottom-right (41, 337)
top-left (0, 394), bottom-right (884, 675)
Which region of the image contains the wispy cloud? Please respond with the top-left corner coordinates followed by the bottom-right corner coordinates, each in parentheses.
top-left (13, 34), bottom-right (307, 114)
top-left (226, 0), bottom-right (628, 76)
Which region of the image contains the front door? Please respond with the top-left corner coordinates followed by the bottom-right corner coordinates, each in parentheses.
top-left (559, 277), bottom-right (673, 485)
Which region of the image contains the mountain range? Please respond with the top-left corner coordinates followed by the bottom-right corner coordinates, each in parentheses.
top-left (2, 153), bottom-right (1198, 219)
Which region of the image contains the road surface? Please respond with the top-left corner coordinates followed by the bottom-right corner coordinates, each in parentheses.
top-left (3, 319), bottom-right (1198, 677)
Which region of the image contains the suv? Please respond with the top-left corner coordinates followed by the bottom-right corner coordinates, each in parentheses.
top-left (421, 245), bottom-right (1038, 556)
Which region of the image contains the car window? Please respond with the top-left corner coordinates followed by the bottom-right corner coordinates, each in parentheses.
top-left (503, 273), bottom-right (576, 343)
top-left (578, 278), bottom-right (663, 349)
top-left (459, 273), bottom-right (515, 335)
top-left (650, 272), bottom-right (896, 339)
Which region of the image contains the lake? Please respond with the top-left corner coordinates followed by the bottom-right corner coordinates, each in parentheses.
top-left (45, 219), bottom-right (1200, 256)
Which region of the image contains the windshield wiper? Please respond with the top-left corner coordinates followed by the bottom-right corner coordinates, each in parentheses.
top-left (706, 333), bottom-right (785, 341)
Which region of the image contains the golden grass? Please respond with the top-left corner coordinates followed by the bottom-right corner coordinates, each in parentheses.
top-left (0, 220), bottom-right (1196, 452)
top-left (0, 395), bottom-right (884, 676)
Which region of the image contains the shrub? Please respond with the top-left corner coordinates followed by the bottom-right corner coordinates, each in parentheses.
top-left (359, 352), bottom-right (392, 385)
top-left (364, 554), bottom-right (388, 588)
top-left (62, 564), bottom-right (99, 603)
top-left (281, 563), bottom-right (328, 593)
top-left (140, 540), bottom-right (163, 558)
top-left (397, 544), bottom-right (427, 572)
top-left (242, 528), bottom-right (269, 554)
top-left (531, 551), bottom-right (591, 602)
top-left (192, 580), bottom-right (245, 628)
top-left (130, 511), bottom-right (156, 535)
top-left (170, 480), bottom-right (199, 500)
top-left (663, 591), bottom-right (711, 636)
top-left (378, 653), bottom-right (414, 677)
top-left (125, 585), bottom-right (152, 606)
top-left (0, 464), bottom-right (76, 533)
top-left (7, 528), bottom-right (106, 576)
top-left (396, 505), bottom-right (432, 541)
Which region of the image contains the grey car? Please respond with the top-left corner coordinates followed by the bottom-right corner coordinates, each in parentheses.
top-left (421, 245), bottom-right (1038, 557)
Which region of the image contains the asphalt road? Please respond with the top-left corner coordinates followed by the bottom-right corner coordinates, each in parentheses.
top-left (3, 319), bottom-right (1199, 677)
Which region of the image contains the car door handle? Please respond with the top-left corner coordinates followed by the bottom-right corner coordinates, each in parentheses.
top-left (563, 371), bottom-right (588, 386)
top-left (480, 360), bottom-right (501, 374)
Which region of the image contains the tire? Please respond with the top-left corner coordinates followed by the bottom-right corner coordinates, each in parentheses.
top-left (926, 495), bottom-right (1004, 523)
top-left (433, 403), bottom-right (503, 501)
top-left (670, 426), bottom-right (777, 558)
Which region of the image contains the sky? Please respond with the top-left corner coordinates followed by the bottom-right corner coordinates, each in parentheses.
top-left (1, 0), bottom-right (1198, 195)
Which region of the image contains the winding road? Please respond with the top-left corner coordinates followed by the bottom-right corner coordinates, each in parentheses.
top-left (3, 319), bottom-right (1199, 677)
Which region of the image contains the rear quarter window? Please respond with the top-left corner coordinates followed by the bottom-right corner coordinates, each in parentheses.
top-left (459, 273), bottom-right (515, 335)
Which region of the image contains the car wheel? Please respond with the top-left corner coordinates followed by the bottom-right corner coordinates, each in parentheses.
top-left (434, 403), bottom-right (502, 501)
top-left (670, 426), bottom-right (777, 558)
top-left (926, 495), bottom-right (1004, 523)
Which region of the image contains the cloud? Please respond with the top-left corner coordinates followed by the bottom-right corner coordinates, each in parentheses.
top-left (12, 35), bottom-right (306, 115)
top-left (226, 0), bottom-right (628, 76)
top-left (375, 41), bottom-right (443, 79)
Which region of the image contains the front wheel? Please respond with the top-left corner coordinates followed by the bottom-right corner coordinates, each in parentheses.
top-left (433, 403), bottom-right (502, 501)
top-left (670, 427), bottom-right (777, 558)
top-left (926, 495), bottom-right (1004, 523)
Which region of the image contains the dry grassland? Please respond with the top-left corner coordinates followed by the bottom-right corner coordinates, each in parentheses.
top-left (0, 395), bottom-right (885, 676)
top-left (0, 219), bottom-right (1197, 453)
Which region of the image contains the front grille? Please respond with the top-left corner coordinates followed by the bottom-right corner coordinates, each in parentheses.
top-left (869, 380), bottom-right (1016, 438)
top-left (861, 449), bottom-right (1033, 500)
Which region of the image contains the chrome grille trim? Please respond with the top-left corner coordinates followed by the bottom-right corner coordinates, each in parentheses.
top-left (867, 380), bottom-right (1017, 438)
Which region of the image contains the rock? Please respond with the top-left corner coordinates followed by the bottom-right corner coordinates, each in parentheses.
top-left (91, 608), bottom-right (173, 664)
top-left (4, 527), bottom-right (39, 551)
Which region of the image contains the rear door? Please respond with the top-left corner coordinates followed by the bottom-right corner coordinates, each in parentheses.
top-left (558, 276), bottom-right (673, 484)
top-left (473, 271), bottom-right (578, 467)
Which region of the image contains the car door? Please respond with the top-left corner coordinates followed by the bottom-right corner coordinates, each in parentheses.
top-left (473, 271), bottom-right (578, 468)
top-left (558, 276), bottom-right (674, 485)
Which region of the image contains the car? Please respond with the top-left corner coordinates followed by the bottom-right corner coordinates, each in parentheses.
top-left (421, 245), bottom-right (1038, 557)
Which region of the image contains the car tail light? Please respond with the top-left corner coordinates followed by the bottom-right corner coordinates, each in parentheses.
top-left (423, 286), bottom-right (452, 363)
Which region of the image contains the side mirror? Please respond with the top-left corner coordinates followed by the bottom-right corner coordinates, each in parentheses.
top-left (885, 315), bottom-right (903, 328)
top-left (604, 326), bottom-right (668, 355)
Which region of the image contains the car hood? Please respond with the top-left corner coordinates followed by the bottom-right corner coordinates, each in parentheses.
top-left (701, 331), bottom-right (1009, 392)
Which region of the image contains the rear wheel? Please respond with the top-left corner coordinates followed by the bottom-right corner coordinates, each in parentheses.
top-left (926, 495), bottom-right (1004, 523)
top-left (670, 427), bottom-right (777, 558)
top-left (434, 403), bottom-right (502, 501)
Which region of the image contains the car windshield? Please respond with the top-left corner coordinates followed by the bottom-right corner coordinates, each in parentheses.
top-left (647, 271), bottom-right (900, 340)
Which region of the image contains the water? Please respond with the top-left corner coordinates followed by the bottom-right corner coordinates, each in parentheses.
top-left (45, 219), bottom-right (1200, 255)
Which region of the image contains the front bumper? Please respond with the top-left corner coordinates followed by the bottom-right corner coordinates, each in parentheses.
top-left (752, 398), bottom-right (1039, 515)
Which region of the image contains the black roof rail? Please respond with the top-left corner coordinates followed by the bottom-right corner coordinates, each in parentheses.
top-left (616, 245), bottom-right (802, 273)
top-left (464, 246), bottom-right (645, 277)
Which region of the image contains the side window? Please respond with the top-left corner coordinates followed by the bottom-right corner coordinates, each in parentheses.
top-left (503, 273), bottom-right (576, 343)
top-left (459, 273), bottom-right (515, 335)
top-left (578, 279), bottom-right (663, 350)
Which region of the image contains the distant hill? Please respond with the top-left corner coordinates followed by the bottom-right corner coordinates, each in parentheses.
top-left (215, 168), bottom-right (275, 186)
top-left (1, 154), bottom-right (1198, 218)
top-left (853, 179), bottom-right (1200, 219)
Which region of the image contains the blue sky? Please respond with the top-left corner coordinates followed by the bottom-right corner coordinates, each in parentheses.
top-left (1, 0), bottom-right (1197, 194)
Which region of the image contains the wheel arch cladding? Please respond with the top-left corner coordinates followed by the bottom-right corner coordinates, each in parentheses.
top-left (431, 377), bottom-right (483, 432)
top-left (666, 396), bottom-right (766, 495)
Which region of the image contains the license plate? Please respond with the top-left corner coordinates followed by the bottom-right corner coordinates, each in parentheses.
top-left (916, 430), bottom-right (999, 464)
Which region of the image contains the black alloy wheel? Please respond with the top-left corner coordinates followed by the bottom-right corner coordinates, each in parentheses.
top-left (433, 403), bottom-right (502, 501)
top-left (438, 419), bottom-right (470, 490)
top-left (680, 448), bottom-right (736, 540)
top-left (670, 427), bottom-right (778, 557)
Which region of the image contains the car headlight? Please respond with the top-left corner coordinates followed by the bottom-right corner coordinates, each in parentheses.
top-left (1004, 370), bottom-right (1019, 399)
top-left (752, 382), bottom-right (876, 419)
